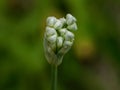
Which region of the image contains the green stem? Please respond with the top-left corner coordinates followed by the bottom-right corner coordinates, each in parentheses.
top-left (51, 65), bottom-right (58, 90)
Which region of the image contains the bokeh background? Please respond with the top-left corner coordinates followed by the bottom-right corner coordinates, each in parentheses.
top-left (0, 0), bottom-right (120, 90)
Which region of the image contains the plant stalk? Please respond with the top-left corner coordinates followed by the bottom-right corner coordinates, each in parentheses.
top-left (51, 65), bottom-right (57, 90)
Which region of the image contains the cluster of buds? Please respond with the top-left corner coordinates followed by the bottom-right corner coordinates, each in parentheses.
top-left (44, 14), bottom-right (77, 66)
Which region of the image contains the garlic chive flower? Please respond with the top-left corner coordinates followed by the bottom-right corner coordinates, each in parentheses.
top-left (54, 19), bottom-right (63, 30)
top-left (66, 14), bottom-right (76, 25)
top-left (45, 27), bottom-right (57, 37)
top-left (57, 36), bottom-right (63, 49)
top-left (58, 28), bottom-right (67, 36)
top-left (45, 27), bottom-right (57, 44)
top-left (46, 16), bottom-right (57, 27)
top-left (44, 14), bottom-right (77, 66)
top-left (59, 18), bottom-right (66, 25)
top-left (67, 23), bottom-right (77, 31)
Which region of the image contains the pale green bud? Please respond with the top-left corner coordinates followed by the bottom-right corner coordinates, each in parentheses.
top-left (46, 16), bottom-right (57, 27)
top-left (64, 30), bottom-right (74, 41)
top-left (59, 18), bottom-right (66, 25)
top-left (66, 14), bottom-right (76, 25)
top-left (57, 36), bottom-right (63, 49)
top-left (63, 41), bottom-right (73, 47)
top-left (45, 27), bottom-right (57, 37)
top-left (58, 28), bottom-right (67, 36)
top-left (67, 23), bottom-right (77, 31)
top-left (47, 34), bottom-right (57, 44)
top-left (54, 20), bottom-right (63, 30)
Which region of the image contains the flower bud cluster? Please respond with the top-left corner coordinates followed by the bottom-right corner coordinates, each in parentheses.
top-left (44, 14), bottom-right (77, 66)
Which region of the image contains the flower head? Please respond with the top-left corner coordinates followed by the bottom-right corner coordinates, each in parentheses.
top-left (44, 14), bottom-right (77, 66)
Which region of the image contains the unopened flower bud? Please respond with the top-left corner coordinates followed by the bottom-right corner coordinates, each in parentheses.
top-left (66, 14), bottom-right (76, 25)
top-left (63, 41), bottom-right (73, 47)
top-left (67, 23), bottom-right (77, 31)
top-left (64, 30), bottom-right (74, 41)
top-left (58, 28), bottom-right (67, 36)
top-left (54, 20), bottom-right (63, 30)
top-left (47, 34), bottom-right (57, 43)
top-left (57, 37), bottom-right (63, 49)
top-left (46, 16), bottom-right (57, 27)
top-left (45, 27), bottom-right (57, 37)
top-left (59, 18), bottom-right (66, 25)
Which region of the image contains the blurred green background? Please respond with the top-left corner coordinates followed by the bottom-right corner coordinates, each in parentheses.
top-left (0, 0), bottom-right (120, 90)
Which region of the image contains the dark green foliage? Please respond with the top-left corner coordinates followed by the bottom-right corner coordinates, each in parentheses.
top-left (0, 0), bottom-right (120, 90)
